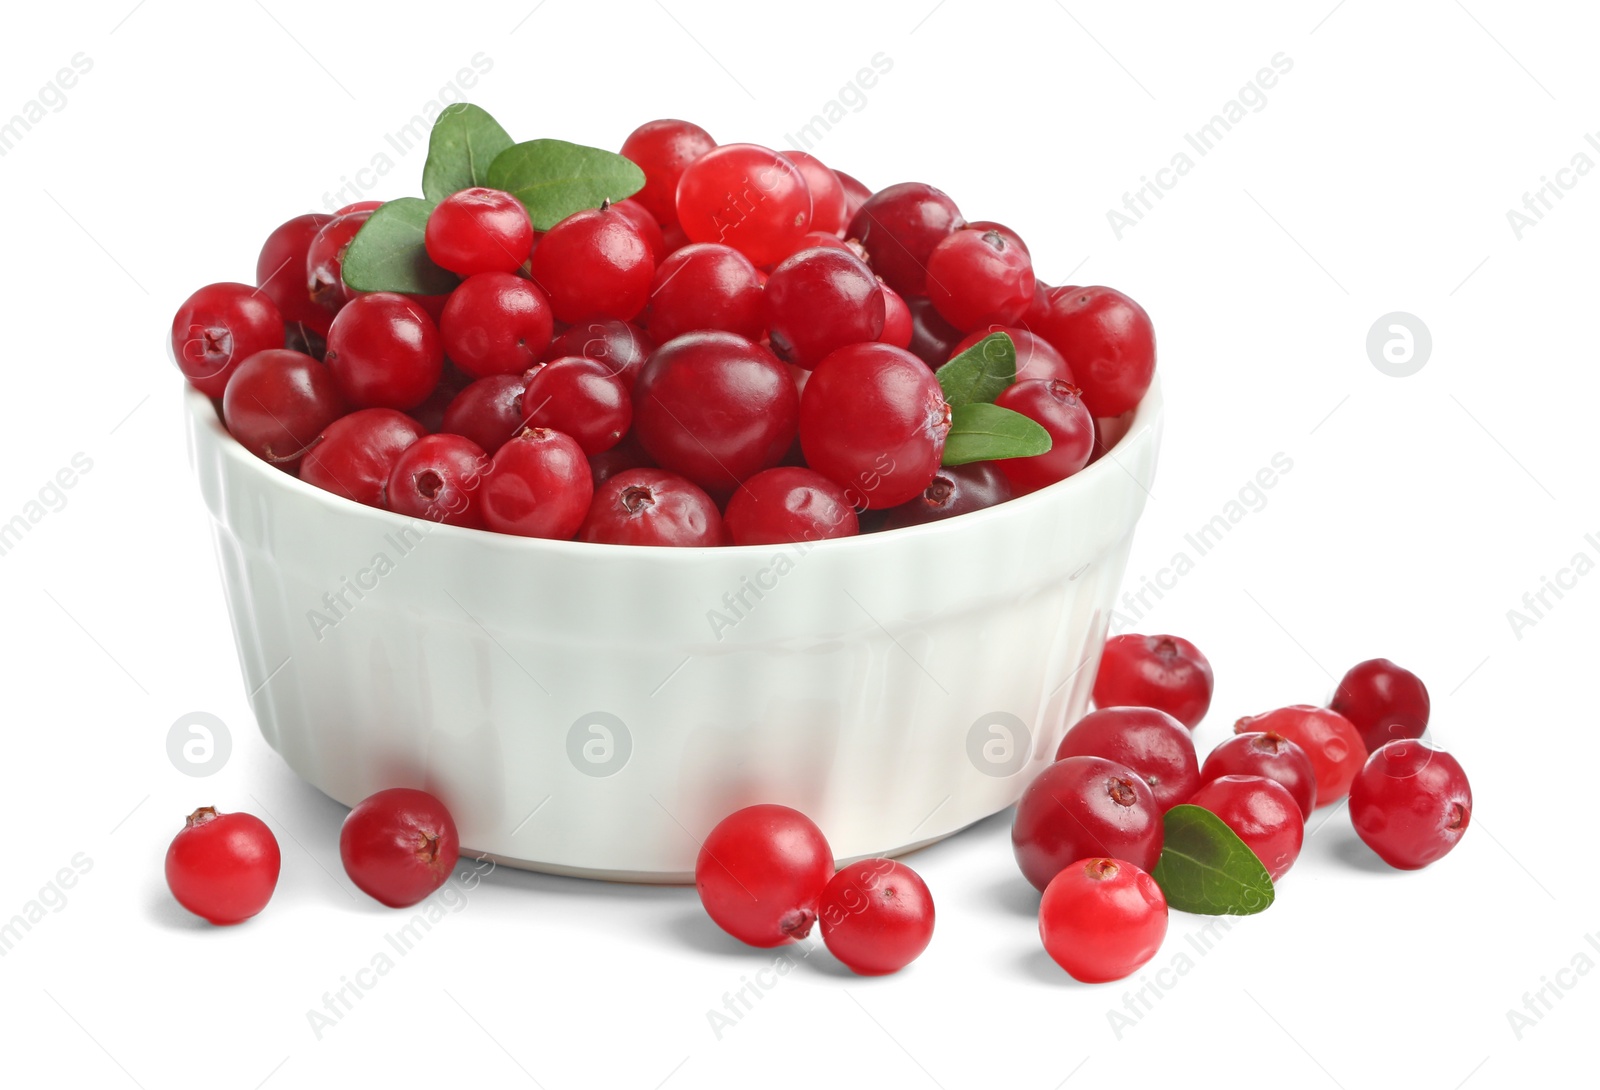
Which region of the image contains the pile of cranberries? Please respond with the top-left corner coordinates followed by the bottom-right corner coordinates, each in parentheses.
top-left (171, 119), bottom-right (1157, 546)
top-left (1012, 638), bottom-right (1472, 981)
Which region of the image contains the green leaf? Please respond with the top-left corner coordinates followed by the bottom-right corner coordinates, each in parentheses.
top-left (340, 198), bottom-right (460, 296)
top-left (934, 332), bottom-right (1017, 408)
top-left (421, 103), bottom-right (515, 202)
top-left (941, 403), bottom-right (1052, 465)
top-left (1150, 804), bottom-right (1276, 916)
top-left (487, 139), bottom-right (647, 230)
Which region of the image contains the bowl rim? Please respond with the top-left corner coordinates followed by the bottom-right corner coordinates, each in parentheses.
top-left (186, 375), bottom-right (1162, 560)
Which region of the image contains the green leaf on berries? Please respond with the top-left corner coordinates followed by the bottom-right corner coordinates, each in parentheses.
top-left (421, 103), bottom-right (515, 202)
top-left (934, 332), bottom-right (1017, 408)
top-left (340, 198), bottom-right (460, 296)
top-left (1150, 804), bottom-right (1276, 916)
top-left (487, 139), bottom-right (647, 230)
top-left (940, 403), bottom-right (1052, 465)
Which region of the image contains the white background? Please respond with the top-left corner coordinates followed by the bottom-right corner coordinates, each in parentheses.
top-left (1, 1), bottom-right (1594, 1087)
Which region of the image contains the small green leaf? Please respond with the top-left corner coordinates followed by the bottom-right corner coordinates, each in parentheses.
top-left (487, 139), bottom-right (647, 230)
top-left (421, 103), bottom-right (515, 202)
top-left (934, 332), bottom-right (1016, 408)
top-left (941, 403), bottom-right (1052, 465)
top-left (340, 198), bottom-right (459, 295)
top-left (1151, 804), bottom-right (1276, 916)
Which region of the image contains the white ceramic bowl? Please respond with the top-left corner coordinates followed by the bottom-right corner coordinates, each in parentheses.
top-left (186, 380), bottom-right (1162, 882)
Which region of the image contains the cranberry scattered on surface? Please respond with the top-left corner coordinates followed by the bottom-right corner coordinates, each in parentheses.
top-left (340, 788), bottom-right (460, 908)
top-left (165, 806), bottom-right (281, 925)
top-left (819, 859), bottom-right (935, 976)
top-left (1187, 775), bottom-right (1305, 882)
top-left (1349, 741), bottom-right (1471, 870)
top-left (1330, 658), bottom-right (1431, 752)
top-left (1201, 732), bottom-right (1319, 819)
top-left (1093, 634), bottom-right (1215, 729)
top-left (1236, 705), bottom-right (1366, 807)
top-left (1054, 706), bottom-right (1200, 812)
top-left (695, 804), bottom-right (834, 947)
top-left (1012, 755), bottom-right (1163, 891)
top-left (1039, 858), bottom-right (1167, 983)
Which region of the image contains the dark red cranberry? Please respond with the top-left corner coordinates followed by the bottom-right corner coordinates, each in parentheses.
top-left (645, 243), bottom-right (765, 344)
top-left (835, 170), bottom-right (872, 222)
top-left (306, 208), bottom-right (373, 317)
top-left (1201, 733), bottom-right (1319, 819)
top-left (580, 468), bottom-right (725, 546)
top-left (256, 213), bottom-right (334, 333)
top-left (925, 228), bottom-right (1035, 331)
top-left (949, 326), bottom-right (1073, 385)
top-left (384, 433), bottom-right (488, 528)
top-left (171, 283), bottom-right (285, 397)
top-left (588, 433), bottom-right (654, 489)
top-left (1032, 286), bottom-right (1156, 418)
top-left (846, 182), bottom-right (964, 297)
top-left (521, 357), bottom-right (631, 455)
top-left (724, 467), bottom-right (860, 546)
top-left (992, 379), bottom-right (1094, 494)
top-left (905, 294), bottom-right (963, 368)
top-left (1329, 658), bottom-right (1432, 752)
top-left (221, 349), bottom-right (345, 472)
top-left (324, 293), bottom-right (444, 410)
top-left (632, 331), bottom-right (798, 498)
top-left (763, 247), bottom-right (885, 368)
top-left (880, 463), bottom-right (1012, 529)
top-left (1054, 706), bottom-right (1201, 812)
top-left (878, 284), bottom-right (913, 349)
top-left (442, 374), bottom-right (528, 455)
top-left (544, 319), bottom-right (655, 390)
top-left (300, 409), bottom-right (426, 508)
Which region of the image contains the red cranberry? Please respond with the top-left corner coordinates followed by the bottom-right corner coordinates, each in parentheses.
top-left (165, 806), bottom-right (281, 925)
top-left (1349, 741), bottom-right (1472, 870)
top-left (442, 374), bottom-right (528, 455)
top-left (963, 220), bottom-right (1029, 256)
top-left (781, 150), bottom-right (848, 235)
top-left (222, 349), bottom-right (345, 472)
top-left (819, 859), bottom-right (935, 975)
top-left (905, 293), bottom-right (963, 368)
top-left (695, 804), bottom-right (833, 947)
top-left (633, 331), bottom-right (798, 497)
top-left (439, 272), bottom-right (554, 379)
top-left (325, 293), bottom-right (444, 410)
top-left (529, 205), bottom-right (654, 323)
top-left (775, 230), bottom-right (859, 262)
top-left (926, 228), bottom-right (1035, 331)
top-left (580, 468), bottom-right (724, 547)
top-left (1053, 706), bottom-right (1200, 812)
top-left (611, 197), bottom-right (667, 263)
top-left (335, 200), bottom-right (385, 215)
top-left (644, 243), bottom-right (765, 344)
top-left (1012, 755), bottom-right (1163, 891)
top-left (385, 433), bottom-right (488, 528)
top-left (675, 143), bottom-right (813, 266)
top-left (847, 182), bottom-right (964, 296)
top-left (1330, 658), bottom-right (1432, 752)
top-left (835, 169), bottom-right (872, 221)
top-left (256, 213), bottom-right (334, 333)
top-left (424, 187), bottom-right (534, 275)
top-left (724, 466), bottom-right (860, 546)
top-left (992, 379), bottom-right (1094, 494)
top-left (1236, 706), bottom-right (1366, 806)
top-left (545, 319), bottom-right (655, 390)
top-left (301, 409), bottom-right (427, 508)
top-left (1032, 285), bottom-right (1156, 418)
top-left (1188, 775), bottom-right (1305, 882)
top-left (1093, 633), bottom-right (1215, 729)
top-left (799, 342), bottom-right (951, 509)
top-left (339, 787), bottom-right (460, 908)
top-left (1201, 733), bottom-right (1318, 819)
top-left (306, 207), bottom-right (373, 316)
top-left (879, 284), bottom-right (913, 348)
top-left (763, 247), bottom-right (885, 368)
top-left (587, 434), bottom-right (654, 489)
top-left (406, 365), bottom-right (472, 434)
top-left (619, 118), bottom-right (716, 227)
top-left (1039, 858), bottom-right (1167, 983)
top-left (522, 357), bottom-right (631, 455)
top-left (949, 326), bottom-right (1073, 385)
top-left (171, 283), bottom-right (285, 397)
top-left (880, 462), bottom-right (1013, 529)
top-left (480, 428), bottom-right (593, 540)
